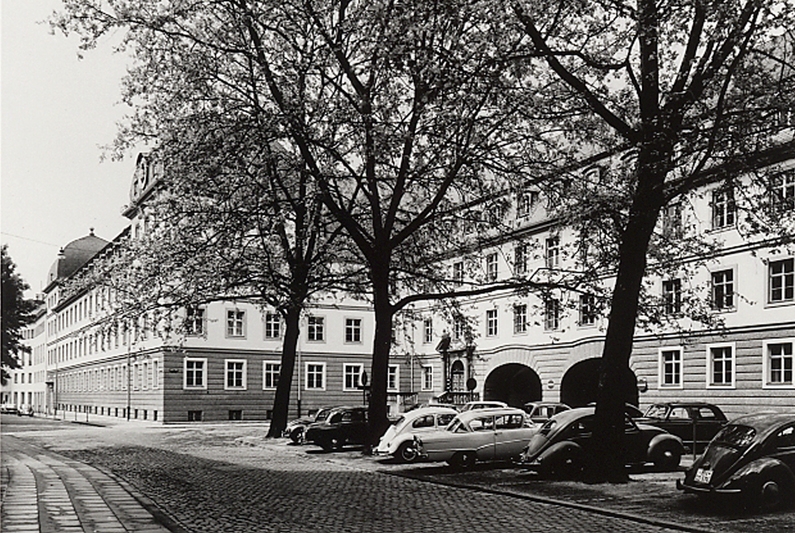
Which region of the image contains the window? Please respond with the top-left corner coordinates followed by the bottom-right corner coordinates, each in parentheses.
top-left (659, 348), bottom-right (683, 388)
top-left (263, 362), bottom-right (280, 389)
top-left (662, 202), bottom-right (683, 238)
top-left (225, 359), bottom-right (246, 390)
top-left (345, 318), bottom-right (362, 343)
top-left (486, 309), bottom-right (498, 337)
top-left (264, 312), bottom-right (281, 339)
top-left (708, 344), bottom-right (735, 388)
top-left (452, 261), bottom-right (464, 284)
top-left (663, 279), bottom-right (682, 315)
top-left (579, 294), bottom-right (597, 326)
top-left (711, 269), bottom-right (735, 310)
top-left (769, 258), bottom-right (794, 303)
top-left (764, 340), bottom-right (794, 388)
top-left (306, 363), bottom-right (326, 390)
top-left (388, 365), bottom-right (399, 391)
top-left (422, 365), bottom-right (433, 391)
top-left (544, 298), bottom-right (560, 331)
top-left (514, 243), bottom-right (528, 275)
top-left (423, 318), bottom-right (433, 344)
top-left (344, 364), bottom-right (363, 390)
top-left (711, 187), bottom-right (736, 229)
top-left (183, 358), bottom-right (207, 390)
top-left (516, 190), bottom-right (538, 218)
top-left (486, 253), bottom-right (498, 281)
top-left (185, 307), bottom-right (205, 335)
top-left (513, 304), bottom-right (527, 334)
top-left (307, 315), bottom-right (325, 341)
top-left (226, 309), bottom-right (246, 337)
top-left (453, 315), bottom-right (466, 341)
top-left (545, 237), bottom-right (559, 269)
top-left (770, 171), bottom-right (795, 213)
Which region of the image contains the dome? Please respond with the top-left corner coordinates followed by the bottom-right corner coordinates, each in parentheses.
top-left (46, 230), bottom-right (110, 285)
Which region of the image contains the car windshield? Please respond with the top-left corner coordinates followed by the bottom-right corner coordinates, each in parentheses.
top-left (315, 409), bottom-right (332, 422)
top-left (393, 416), bottom-right (406, 428)
top-left (712, 424), bottom-right (756, 449)
top-left (644, 405), bottom-right (667, 418)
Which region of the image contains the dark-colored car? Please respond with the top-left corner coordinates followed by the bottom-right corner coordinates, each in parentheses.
top-left (283, 406), bottom-right (338, 443)
top-left (523, 402), bottom-right (570, 424)
top-left (519, 407), bottom-right (684, 477)
top-left (637, 402), bottom-right (727, 453)
top-left (305, 406), bottom-right (369, 451)
top-left (678, 413), bottom-right (795, 510)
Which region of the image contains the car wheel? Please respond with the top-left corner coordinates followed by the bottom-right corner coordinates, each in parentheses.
top-left (329, 436), bottom-right (344, 450)
top-left (290, 427), bottom-right (305, 444)
top-left (396, 441), bottom-right (419, 464)
top-left (550, 449), bottom-right (583, 479)
top-left (449, 451), bottom-right (476, 469)
top-left (755, 473), bottom-right (793, 511)
top-left (652, 442), bottom-right (682, 470)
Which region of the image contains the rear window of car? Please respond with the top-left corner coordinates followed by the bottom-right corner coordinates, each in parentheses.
top-left (412, 415), bottom-right (434, 429)
top-left (539, 419), bottom-right (558, 436)
top-left (438, 413), bottom-right (456, 427)
top-left (713, 424), bottom-right (756, 449)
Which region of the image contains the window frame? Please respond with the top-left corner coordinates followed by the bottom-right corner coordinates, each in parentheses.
top-left (711, 186), bottom-right (737, 230)
top-left (345, 317), bottom-right (363, 344)
top-left (486, 309), bottom-right (498, 337)
top-left (706, 343), bottom-right (736, 389)
top-left (264, 312), bottom-right (281, 339)
top-left (763, 339), bottom-right (795, 389)
top-left (422, 365), bottom-right (434, 391)
top-left (544, 298), bottom-right (560, 331)
top-left (263, 361), bottom-right (281, 390)
top-left (183, 357), bottom-right (208, 390)
top-left (343, 363), bottom-right (363, 391)
top-left (225, 309), bottom-right (246, 338)
top-left (578, 294), bottom-right (597, 327)
top-left (305, 362), bottom-right (326, 390)
top-left (423, 318), bottom-right (433, 344)
top-left (224, 359), bottom-right (247, 390)
top-left (485, 252), bottom-right (498, 282)
top-left (545, 236), bottom-right (560, 269)
top-left (306, 315), bottom-right (326, 342)
top-left (387, 364), bottom-right (399, 392)
top-left (185, 306), bottom-right (205, 336)
top-left (768, 258), bottom-right (794, 305)
top-left (658, 347), bottom-right (684, 390)
top-left (513, 304), bottom-right (528, 334)
top-left (711, 267), bottom-right (736, 312)
top-left (514, 243), bottom-right (528, 276)
top-left (662, 278), bottom-right (683, 315)
top-left (452, 261), bottom-right (464, 284)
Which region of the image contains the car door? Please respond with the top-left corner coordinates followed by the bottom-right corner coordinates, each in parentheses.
top-left (493, 413), bottom-right (535, 460)
top-left (623, 417), bottom-right (649, 463)
top-left (660, 406), bottom-right (694, 444)
top-left (465, 414), bottom-right (497, 460)
top-left (769, 423), bottom-right (795, 472)
top-left (693, 406), bottom-right (726, 449)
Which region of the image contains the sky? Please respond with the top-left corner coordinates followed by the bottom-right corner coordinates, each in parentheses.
top-left (1, 0), bottom-right (135, 296)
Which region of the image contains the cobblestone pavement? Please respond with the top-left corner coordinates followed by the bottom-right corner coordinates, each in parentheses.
top-left (2, 415), bottom-right (794, 533)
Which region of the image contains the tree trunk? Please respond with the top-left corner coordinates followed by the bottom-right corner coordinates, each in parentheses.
top-left (266, 305), bottom-right (301, 438)
top-left (585, 141), bottom-right (671, 482)
top-left (366, 260), bottom-right (394, 451)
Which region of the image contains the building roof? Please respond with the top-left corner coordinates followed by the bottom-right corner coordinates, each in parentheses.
top-left (45, 230), bottom-right (109, 289)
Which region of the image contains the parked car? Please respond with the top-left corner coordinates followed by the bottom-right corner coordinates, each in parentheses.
top-left (637, 402), bottom-right (727, 453)
top-left (283, 406), bottom-right (339, 443)
top-left (523, 402), bottom-right (570, 424)
top-left (17, 404), bottom-right (34, 417)
top-left (375, 406), bottom-right (459, 463)
top-left (587, 402), bottom-right (643, 418)
top-left (678, 413), bottom-right (795, 510)
top-left (519, 407), bottom-right (684, 477)
top-left (1, 404), bottom-right (19, 415)
top-left (305, 406), bottom-right (369, 451)
top-left (459, 400), bottom-right (508, 412)
top-left (414, 407), bottom-right (538, 468)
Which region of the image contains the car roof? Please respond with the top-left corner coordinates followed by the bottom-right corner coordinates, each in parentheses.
top-left (649, 401), bottom-right (721, 408)
top-left (725, 412), bottom-right (795, 434)
top-left (524, 401), bottom-right (568, 407)
top-left (546, 407), bottom-right (596, 425)
top-left (454, 407), bottom-right (529, 422)
top-left (399, 406), bottom-right (459, 419)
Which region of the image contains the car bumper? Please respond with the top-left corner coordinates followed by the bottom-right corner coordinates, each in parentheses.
top-left (677, 479), bottom-right (742, 495)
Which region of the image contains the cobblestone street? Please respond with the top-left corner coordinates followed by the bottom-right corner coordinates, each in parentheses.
top-left (2, 416), bottom-right (794, 533)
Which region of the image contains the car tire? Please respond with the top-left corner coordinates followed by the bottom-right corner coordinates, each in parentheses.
top-left (289, 427), bottom-right (305, 444)
top-left (396, 441), bottom-right (419, 464)
top-left (329, 436), bottom-right (344, 450)
top-left (449, 451), bottom-right (476, 469)
top-left (550, 449), bottom-right (583, 479)
top-left (755, 472), bottom-right (793, 511)
top-left (652, 442), bottom-right (682, 470)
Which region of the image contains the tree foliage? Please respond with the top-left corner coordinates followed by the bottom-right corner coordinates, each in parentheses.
top-left (1, 245), bottom-right (38, 385)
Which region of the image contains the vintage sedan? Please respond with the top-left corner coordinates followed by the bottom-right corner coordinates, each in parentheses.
top-left (305, 406), bottom-right (369, 451)
top-left (459, 400), bottom-right (508, 412)
top-left (678, 413), bottom-right (795, 510)
top-left (414, 407), bottom-right (538, 468)
top-left (523, 402), bottom-right (570, 424)
top-left (637, 402), bottom-right (727, 453)
top-left (375, 406), bottom-right (459, 463)
top-left (519, 407), bottom-right (684, 477)
top-left (283, 406), bottom-right (339, 443)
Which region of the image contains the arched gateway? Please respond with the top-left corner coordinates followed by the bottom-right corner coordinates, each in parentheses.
top-left (560, 357), bottom-right (639, 408)
top-left (482, 363), bottom-right (542, 408)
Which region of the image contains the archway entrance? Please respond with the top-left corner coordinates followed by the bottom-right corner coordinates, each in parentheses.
top-left (560, 358), bottom-right (638, 408)
top-left (483, 363), bottom-right (542, 408)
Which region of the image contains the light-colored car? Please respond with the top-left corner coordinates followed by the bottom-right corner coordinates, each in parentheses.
top-left (523, 402), bottom-right (570, 424)
top-left (375, 406), bottom-right (459, 463)
top-left (415, 407), bottom-right (538, 468)
top-left (459, 400), bottom-right (508, 412)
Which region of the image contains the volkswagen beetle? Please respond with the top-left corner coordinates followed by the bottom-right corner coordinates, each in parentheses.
top-left (375, 406), bottom-right (458, 463)
top-left (678, 413), bottom-right (795, 510)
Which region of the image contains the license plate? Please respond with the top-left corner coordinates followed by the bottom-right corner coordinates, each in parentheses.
top-left (694, 468), bottom-right (713, 484)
